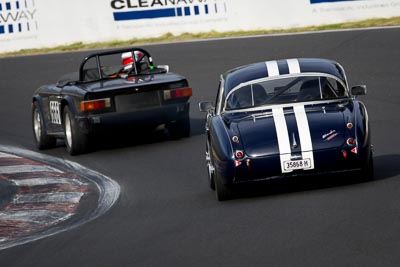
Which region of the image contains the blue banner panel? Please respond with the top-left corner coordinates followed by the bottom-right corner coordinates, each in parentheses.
top-left (114, 8), bottom-right (176, 21)
top-left (310, 0), bottom-right (358, 3)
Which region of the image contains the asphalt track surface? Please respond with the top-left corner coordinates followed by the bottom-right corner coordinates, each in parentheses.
top-left (0, 27), bottom-right (400, 266)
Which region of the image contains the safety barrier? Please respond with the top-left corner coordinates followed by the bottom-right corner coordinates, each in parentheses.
top-left (0, 0), bottom-right (399, 53)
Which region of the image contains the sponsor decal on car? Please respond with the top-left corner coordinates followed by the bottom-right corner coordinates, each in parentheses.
top-left (322, 129), bottom-right (338, 141)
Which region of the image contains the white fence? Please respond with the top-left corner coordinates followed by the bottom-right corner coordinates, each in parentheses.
top-left (1, 0), bottom-right (400, 53)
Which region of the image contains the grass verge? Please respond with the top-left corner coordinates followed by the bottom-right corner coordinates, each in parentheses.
top-left (2, 16), bottom-right (400, 58)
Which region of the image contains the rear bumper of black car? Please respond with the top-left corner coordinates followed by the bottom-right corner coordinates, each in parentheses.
top-left (76, 102), bottom-right (189, 134)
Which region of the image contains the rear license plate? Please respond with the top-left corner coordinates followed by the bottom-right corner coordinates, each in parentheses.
top-left (115, 91), bottom-right (160, 112)
top-left (283, 159), bottom-right (312, 171)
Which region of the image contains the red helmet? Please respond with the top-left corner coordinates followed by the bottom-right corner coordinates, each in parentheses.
top-left (121, 51), bottom-right (144, 70)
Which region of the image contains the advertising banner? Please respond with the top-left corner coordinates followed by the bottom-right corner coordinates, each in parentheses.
top-left (0, 0), bottom-right (399, 53)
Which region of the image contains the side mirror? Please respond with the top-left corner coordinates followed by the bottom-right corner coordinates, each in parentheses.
top-left (157, 65), bottom-right (169, 73)
top-left (198, 101), bottom-right (214, 112)
top-left (351, 85), bottom-right (367, 96)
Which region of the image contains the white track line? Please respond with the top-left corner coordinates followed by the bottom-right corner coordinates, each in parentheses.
top-left (0, 210), bottom-right (73, 225)
top-left (0, 145), bottom-right (120, 251)
top-left (14, 192), bottom-right (84, 204)
top-left (0, 152), bottom-right (20, 158)
top-left (12, 177), bottom-right (85, 186)
top-left (0, 165), bottom-right (63, 174)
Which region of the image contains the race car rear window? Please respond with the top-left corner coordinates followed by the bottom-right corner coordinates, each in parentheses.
top-left (225, 76), bottom-right (347, 110)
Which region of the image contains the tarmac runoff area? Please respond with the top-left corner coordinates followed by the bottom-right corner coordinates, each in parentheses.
top-left (0, 146), bottom-right (120, 250)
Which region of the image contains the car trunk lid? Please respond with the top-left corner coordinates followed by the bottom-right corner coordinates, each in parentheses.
top-left (236, 103), bottom-right (346, 158)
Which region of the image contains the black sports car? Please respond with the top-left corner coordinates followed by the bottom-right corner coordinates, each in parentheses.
top-left (32, 47), bottom-right (192, 155)
top-left (199, 58), bottom-right (373, 201)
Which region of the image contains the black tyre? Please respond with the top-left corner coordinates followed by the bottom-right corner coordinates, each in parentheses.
top-left (167, 115), bottom-right (190, 139)
top-left (32, 101), bottom-right (56, 150)
top-left (361, 152), bottom-right (374, 181)
top-left (63, 106), bottom-right (88, 155)
top-left (214, 171), bottom-right (235, 201)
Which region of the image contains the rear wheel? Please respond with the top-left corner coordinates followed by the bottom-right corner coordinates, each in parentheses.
top-left (63, 106), bottom-right (88, 155)
top-left (206, 139), bottom-right (215, 190)
top-left (214, 171), bottom-right (235, 201)
top-left (361, 152), bottom-right (374, 181)
top-left (167, 115), bottom-right (190, 139)
top-left (32, 101), bottom-right (56, 150)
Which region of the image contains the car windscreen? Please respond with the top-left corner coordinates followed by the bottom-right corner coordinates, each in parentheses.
top-left (225, 75), bottom-right (348, 110)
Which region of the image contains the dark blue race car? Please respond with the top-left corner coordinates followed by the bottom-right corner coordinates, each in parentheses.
top-left (199, 58), bottom-right (373, 201)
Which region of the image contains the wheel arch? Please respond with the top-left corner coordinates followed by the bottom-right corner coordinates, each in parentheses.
top-left (60, 96), bottom-right (79, 124)
top-left (31, 95), bottom-right (57, 149)
top-left (32, 95), bottom-right (48, 132)
top-left (209, 116), bottom-right (235, 185)
top-left (32, 94), bottom-right (44, 110)
top-left (354, 100), bottom-right (371, 149)
top-left (352, 100), bottom-right (373, 169)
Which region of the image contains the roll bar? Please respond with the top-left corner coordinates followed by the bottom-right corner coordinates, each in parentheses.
top-left (78, 47), bottom-right (154, 82)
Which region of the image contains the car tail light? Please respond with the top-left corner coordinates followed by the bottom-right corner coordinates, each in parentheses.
top-left (347, 138), bottom-right (356, 146)
top-left (246, 159), bottom-right (251, 168)
top-left (163, 87), bottom-right (192, 100)
top-left (232, 136), bottom-right (239, 143)
top-left (235, 150), bottom-right (244, 159)
top-left (81, 98), bottom-right (111, 112)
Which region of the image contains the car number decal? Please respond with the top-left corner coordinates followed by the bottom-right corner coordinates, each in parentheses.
top-left (50, 101), bottom-right (62, 125)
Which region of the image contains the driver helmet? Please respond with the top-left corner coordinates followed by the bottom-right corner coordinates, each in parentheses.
top-left (121, 51), bottom-right (144, 71)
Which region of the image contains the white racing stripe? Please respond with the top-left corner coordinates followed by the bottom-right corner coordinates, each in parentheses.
top-left (272, 107), bottom-right (292, 173)
top-left (266, 59), bottom-right (300, 77)
top-left (287, 58), bottom-right (301, 74)
top-left (266, 60), bottom-right (280, 77)
top-left (294, 105), bottom-right (315, 170)
top-left (0, 165), bottom-right (63, 174)
top-left (273, 105), bottom-right (315, 173)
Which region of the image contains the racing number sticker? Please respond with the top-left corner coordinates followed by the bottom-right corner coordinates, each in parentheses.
top-left (50, 101), bottom-right (61, 124)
